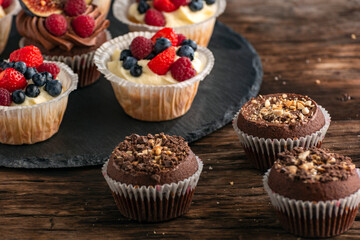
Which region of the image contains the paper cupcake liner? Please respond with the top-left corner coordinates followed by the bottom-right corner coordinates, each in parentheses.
top-left (19, 30), bottom-right (111, 88)
top-left (94, 31), bottom-right (214, 121)
top-left (112, 0), bottom-right (226, 47)
top-left (232, 106), bottom-right (331, 171)
top-left (263, 169), bottom-right (360, 237)
top-left (102, 156), bottom-right (203, 222)
top-left (0, 61), bottom-right (78, 145)
top-left (93, 0), bottom-right (112, 17)
top-left (0, 0), bottom-right (20, 54)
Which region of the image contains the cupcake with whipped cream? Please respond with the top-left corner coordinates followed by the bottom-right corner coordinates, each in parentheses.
top-left (113, 0), bottom-right (226, 46)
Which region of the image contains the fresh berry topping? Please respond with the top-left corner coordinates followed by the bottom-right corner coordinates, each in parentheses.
top-left (153, 0), bottom-right (178, 12)
top-left (148, 46), bottom-right (176, 75)
top-left (1, 61), bottom-right (14, 71)
top-left (24, 67), bottom-right (37, 80)
top-left (122, 57), bottom-right (138, 70)
top-left (151, 28), bottom-right (178, 46)
top-left (189, 0), bottom-right (203, 11)
top-left (145, 9), bottom-right (165, 27)
top-left (177, 34), bottom-right (187, 46)
top-left (43, 72), bottom-right (53, 81)
top-left (130, 65), bottom-right (143, 77)
top-left (36, 63), bottom-right (60, 78)
top-left (45, 80), bottom-right (62, 97)
top-left (181, 39), bottom-right (198, 51)
top-left (14, 61), bottom-right (27, 75)
top-left (72, 15), bottom-right (95, 38)
top-left (205, 0), bottom-right (216, 5)
top-left (172, 0), bottom-right (190, 8)
top-left (177, 45), bottom-right (195, 60)
top-left (1, 0), bottom-right (12, 8)
top-left (130, 36), bottom-right (153, 60)
top-left (9, 46), bottom-right (43, 67)
top-left (45, 14), bottom-right (67, 37)
top-left (0, 68), bottom-right (27, 92)
top-left (12, 90), bottom-right (26, 104)
top-left (137, 0), bottom-right (150, 14)
top-left (154, 37), bottom-right (172, 54)
top-left (0, 0), bottom-right (4, 6)
top-left (0, 88), bottom-right (11, 106)
top-left (64, 0), bottom-right (86, 16)
top-left (25, 84), bottom-right (40, 98)
top-left (170, 57), bottom-right (197, 81)
top-left (32, 73), bottom-right (47, 87)
top-left (120, 50), bottom-right (132, 61)
top-left (145, 52), bottom-right (156, 60)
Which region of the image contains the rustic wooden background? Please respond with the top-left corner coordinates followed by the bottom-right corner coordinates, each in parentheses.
top-left (1, 0), bottom-right (360, 239)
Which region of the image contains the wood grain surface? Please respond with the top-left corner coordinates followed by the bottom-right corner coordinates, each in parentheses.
top-left (1, 0), bottom-right (360, 239)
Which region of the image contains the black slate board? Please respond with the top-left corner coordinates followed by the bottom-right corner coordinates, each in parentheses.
top-left (0, 10), bottom-right (262, 168)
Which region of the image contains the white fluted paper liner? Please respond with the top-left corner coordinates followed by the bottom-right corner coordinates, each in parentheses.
top-left (19, 30), bottom-right (112, 88)
top-left (263, 169), bottom-right (360, 237)
top-left (94, 31), bottom-right (214, 121)
top-left (232, 105), bottom-right (331, 170)
top-left (0, 61), bottom-right (78, 145)
top-left (0, 0), bottom-right (20, 54)
top-left (112, 0), bottom-right (226, 46)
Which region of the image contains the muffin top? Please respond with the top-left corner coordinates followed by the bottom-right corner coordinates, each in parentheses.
top-left (107, 133), bottom-right (198, 186)
top-left (268, 147), bottom-right (360, 201)
top-left (237, 93), bottom-right (326, 139)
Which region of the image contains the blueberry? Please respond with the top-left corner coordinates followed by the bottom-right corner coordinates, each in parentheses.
top-left (154, 37), bottom-right (172, 54)
top-left (14, 61), bottom-right (27, 74)
top-left (205, 0), bottom-right (216, 5)
top-left (130, 65), bottom-right (143, 77)
top-left (25, 84), bottom-right (40, 98)
top-left (32, 73), bottom-right (47, 87)
top-left (24, 67), bottom-right (37, 80)
top-left (0, 59), bottom-right (7, 69)
top-left (43, 72), bottom-right (53, 81)
top-left (120, 49), bottom-right (132, 61)
top-left (181, 39), bottom-right (198, 51)
top-left (177, 45), bottom-right (195, 61)
top-left (45, 80), bottom-right (63, 97)
top-left (137, 0), bottom-right (150, 14)
top-left (145, 52), bottom-right (156, 60)
top-left (7, 61), bottom-right (15, 68)
top-left (189, 0), bottom-right (203, 11)
top-left (122, 56), bottom-right (137, 70)
top-left (11, 90), bottom-right (26, 104)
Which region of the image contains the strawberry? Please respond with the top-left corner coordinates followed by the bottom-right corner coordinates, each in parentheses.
top-left (0, 68), bottom-right (27, 93)
top-left (151, 28), bottom-right (178, 46)
top-left (172, 0), bottom-right (190, 8)
top-left (9, 46), bottom-right (43, 67)
top-left (148, 46), bottom-right (176, 75)
top-left (153, 0), bottom-right (178, 12)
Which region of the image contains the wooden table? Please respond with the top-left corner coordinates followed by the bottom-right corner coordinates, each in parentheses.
top-left (1, 0), bottom-right (360, 239)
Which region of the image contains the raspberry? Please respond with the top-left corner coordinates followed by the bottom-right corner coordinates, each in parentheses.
top-left (0, 68), bottom-right (27, 93)
top-left (170, 57), bottom-right (197, 81)
top-left (1, 0), bottom-right (12, 8)
top-left (148, 46), bottom-right (176, 75)
top-left (177, 34), bottom-right (187, 46)
top-left (130, 36), bottom-right (153, 60)
top-left (145, 9), bottom-right (166, 27)
top-left (9, 46), bottom-right (43, 67)
top-left (0, 0), bottom-right (4, 6)
top-left (172, 0), bottom-right (189, 8)
top-left (153, 0), bottom-right (178, 12)
top-left (0, 88), bottom-right (11, 106)
top-left (72, 15), bottom-right (95, 38)
top-left (36, 63), bottom-right (60, 78)
top-left (151, 28), bottom-right (178, 46)
top-left (45, 14), bottom-right (67, 36)
top-left (64, 0), bottom-right (86, 17)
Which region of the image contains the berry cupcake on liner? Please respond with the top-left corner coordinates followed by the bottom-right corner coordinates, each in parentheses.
top-left (113, 0), bottom-right (226, 47)
top-left (232, 93), bottom-right (331, 171)
top-left (0, 0), bottom-right (20, 54)
top-left (16, 0), bottom-right (111, 88)
top-left (263, 147), bottom-right (360, 237)
top-left (94, 28), bottom-right (214, 121)
top-left (102, 133), bottom-right (203, 222)
top-left (0, 46), bottom-right (77, 145)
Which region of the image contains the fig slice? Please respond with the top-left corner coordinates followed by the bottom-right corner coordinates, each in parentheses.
top-left (20, 0), bottom-right (66, 17)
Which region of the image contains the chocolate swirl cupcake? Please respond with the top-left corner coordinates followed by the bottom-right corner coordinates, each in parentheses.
top-left (233, 93), bottom-right (331, 170)
top-left (264, 147), bottom-right (360, 237)
top-left (102, 133), bottom-right (203, 222)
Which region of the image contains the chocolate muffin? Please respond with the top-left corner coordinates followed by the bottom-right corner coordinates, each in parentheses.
top-left (102, 133), bottom-right (203, 222)
top-left (233, 93), bottom-right (331, 170)
top-left (264, 147), bottom-right (360, 238)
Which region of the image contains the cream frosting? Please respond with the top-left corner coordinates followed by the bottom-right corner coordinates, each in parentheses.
top-left (128, 2), bottom-right (217, 27)
top-left (108, 48), bottom-right (204, 85)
